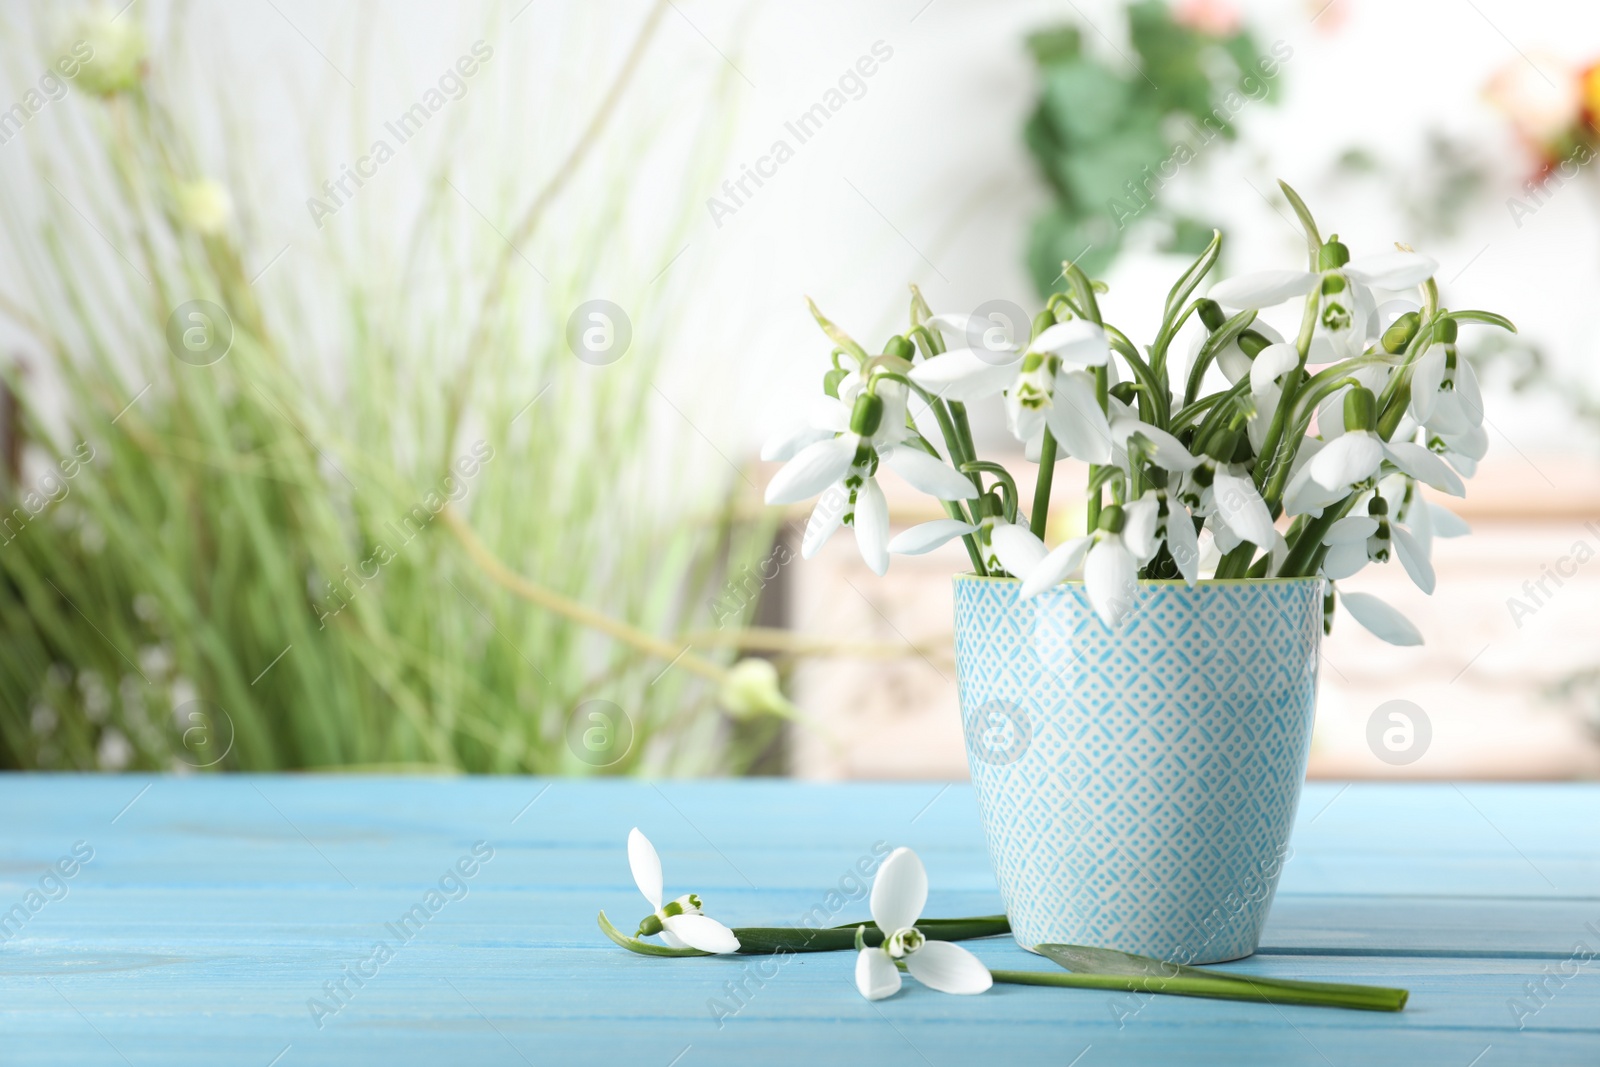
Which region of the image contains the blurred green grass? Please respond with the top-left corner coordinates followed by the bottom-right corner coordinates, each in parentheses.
top-left (0, 2), bottom-right (784, 774)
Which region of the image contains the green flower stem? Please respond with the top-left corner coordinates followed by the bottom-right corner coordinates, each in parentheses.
top-left (597, 911), bottom-right (1010, 957)
top-left (1030, 430), bottom-right (1057, 539)
top-left (1279, 495), bottom-right (1359, 578)
top-left (872, 370), bottom-right (986, 576)
top-left (989, 968), bottom-right (1407, 1012)
top-left (1253, 288), bottom-right (1322, 513)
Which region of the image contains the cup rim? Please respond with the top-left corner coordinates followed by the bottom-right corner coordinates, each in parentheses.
top-left (953, 573), bottom-right (1324, 588)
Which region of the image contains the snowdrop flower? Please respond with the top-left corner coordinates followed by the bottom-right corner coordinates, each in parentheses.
top-left (627, 829), bottom-right (740, 954)
top-left (1176, 460), bottom-right (1279, 554)
top-left (1308, 387), bottom-right (1465, 499)
top-left (1017, 494), bottom-right (1161, 626)
top-left (1110, 410), bottom-right (1203, 476)
top-left (1244, 342), bottom-right (1301, 452)
top-left (1209, 239), bottom-right (1437, 362)
top-left (1409, 320), bottom-right (1484, 437)
top-left (764, 376), bottom-right (977, 576)
top-left (855, 847), bottom-right (991, 1000)
top-left (1320, 496), bottom-right (1434, 594)
top-left (911, 314), bottom-right (1113, 462)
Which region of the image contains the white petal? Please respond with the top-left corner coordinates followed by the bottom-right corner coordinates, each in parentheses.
top-left (1324, 516), bottom-right (1379, 544)
top-left (856, 947), bottom-right (902, 1001)
top-left (1213, 464), bottom-right (1277, 549)
top-left (1409, 349), bottom-right (1445, 424)
top-left (1284, 463), bottom-right (1343, 517)
top-left (627, 828), bottom-right (663, 911)
top-left (908, 349), bottom-right (1019, 402)
top-left (1392, 525), bottom-right (1437, 595)
top-left (1085, 538), bottom-right (1138, 627)
top-left (888, 519), bottom-right (976, 556)
top-left (760, 417), bottom-right (834, 463)
top-left (662, 913), bottom-right (741, 954)
top-left (1454, 357), bottom-right (1485, 427)
top-left (881, 446), bottom-right (979, 500)
top-left (1249, 343), bottom-right (1300, 395)
top-left (1121, 494), bottom-right (1161, 561)
top-left (904, 941), bottom-right (993, 996)
top-left (1427, 502), bottom-right (1470, 538)
top-left (1045, 370), bottom-right (1113, 464)
top-left (988, 522), bottom-right (1049, 579)
top-left (1164, 505), bottom-right (1200, 585)
top-left (1442, 424), bottom-right (1488, 462)
top-left (870, 847), bottom-right (927, 936)
top-left (1310, 433), bottom-right (1383, 490)
top-left (1018, 536), bottom-right (1092, 599)
top-left (1383, 441), bottom-right (1465, 496)
top-left (1340, 590), bottom-right (1423, 646)
top-left (765, 436), bottom-right (856, 505)
top-left (659, 929), bottom-right (687, 949)
top-left (1209, 269), bottom-right (1318, 309)
top-left (801, 489), bottom-right (848, 559)
top-left (1344, 251), bottom-right (1439, 290)
top-left (1115, 418), bottom-right (1202, 472)
top-left (1320, 540), bottom-right (1369, 580)
top-left (853, 477), bottom-right (890, 577)
top-left (1030, 320), bottom-right (1109, 368)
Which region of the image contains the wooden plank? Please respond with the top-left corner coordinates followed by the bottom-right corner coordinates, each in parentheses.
top-left (1, 777), bottom-right (1597, 1065)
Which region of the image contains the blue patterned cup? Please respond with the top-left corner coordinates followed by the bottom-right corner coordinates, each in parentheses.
top-left (953, 574), bottom-right (1323, 963)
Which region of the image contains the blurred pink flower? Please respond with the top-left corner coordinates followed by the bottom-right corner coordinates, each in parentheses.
top-left (1173, 0), bottom-right (1241, 36)
top-left (1484, 51), bottom-right (1581, 149)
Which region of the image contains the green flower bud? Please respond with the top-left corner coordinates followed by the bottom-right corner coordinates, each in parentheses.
top-left (1021, 351), bottom-right (1045, 373)
top-left (1432, 317), bottom-right (1458, 345)
top-left (1109, 382), bottom-right (1138, 405)
top-left (1097, 504), bottom-right (1125, 534)
top-left (1367, 495), bottom-right (1389, 516)
top-left (719, 658), bottom-right (791, 721)
top-left (1237, 329), bottom-right (1271, 357)
top-left (849, 391), bottom-right (883, 436)
top-left (823, 368), bottom-right (848, 398)
top-left (1195, 298), bottom-right (1226, 332)
top-left (1317, 237), bottom-right (1350, 272)
top-left (1031, 310), bottom-right (1057, 339)
top-left (636, 913), bottom-right (664, 937)
top-left (1321, 273), bottom-right (1347, 296)
top-left (980, 491), bottom-right (1004, 518)
top-left (1381, 312), bottom-right (1421, 355)
top-left (71, 11), bottom-right (148, 97)
top-left (883, 335), bottom-right (914, 361)
top-left (1343, 387), bottom-right (1377, 433)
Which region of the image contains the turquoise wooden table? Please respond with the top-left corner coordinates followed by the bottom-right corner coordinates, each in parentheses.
top-left (2, 776), bottom-right (1597, 1065)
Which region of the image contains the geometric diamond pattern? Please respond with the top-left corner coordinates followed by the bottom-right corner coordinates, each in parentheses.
top-left (954, 575), bottom-right (1323, 963)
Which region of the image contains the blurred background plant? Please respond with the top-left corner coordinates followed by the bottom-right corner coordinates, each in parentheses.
top-left (0, 1), bottom-right (797, 774)
top-left (1023, 0), bottom-right (1283, 293)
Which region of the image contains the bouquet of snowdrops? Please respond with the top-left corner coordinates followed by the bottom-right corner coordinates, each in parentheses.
top-left (762, 182), bottom-right (1512, 645)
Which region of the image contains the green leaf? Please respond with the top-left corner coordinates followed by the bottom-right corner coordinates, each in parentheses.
top-left (1041, 59), bottom-right (1133, 145)
top-left (1277, 180), bottom-right (1322, 261)
top-left (1444, 309), bottom-right (1517, 333)
top-left (806, 297), bottom-right (868, 361)
top-left (1162, 228), bottom-right (1222, 327)
top-left (1036, 943), bottom-right (1409, 1012)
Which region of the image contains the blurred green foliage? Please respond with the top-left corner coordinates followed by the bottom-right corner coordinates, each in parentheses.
top-left (1023, 1), bottom-right (1281, 293)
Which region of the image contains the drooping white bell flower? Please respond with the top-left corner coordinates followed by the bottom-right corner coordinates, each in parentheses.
top-left (911, 314), bottom-right (1113, 463)
top-left (1409, 325), bottom-right (1484, 436)
top-left (1308, 387), bottom-right (1466, 499)
top-left (1337, 589), bottom-right (1423, 646)
top-left (1018, 494), bottom-right (1161, 626)
top-left (1431, 423), bottom-right (1488, 478)
top-left (1320, 499), bottom-right (1435, 594)
top-left (1210, 240), bottom-right (1437, 362)
top-left (765, 378), bottom-right (978, 576)
top-left (627, 829), bottom-right (740, 954)
top-left (984, 519), bottom-right (1050, 580)
top-left (1190, 315), bottom-right (1284, 386)
top-left (855, 847), bottom-right (992, 1001)
top-left (1245, 342), bottom-right (1302, 452)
